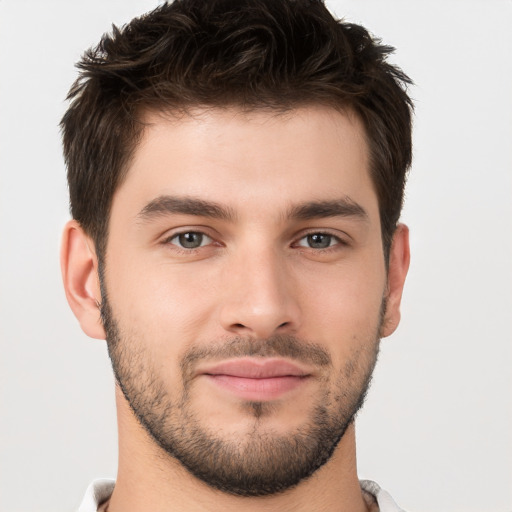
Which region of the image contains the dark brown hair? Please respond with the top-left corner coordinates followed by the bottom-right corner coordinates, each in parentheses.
top-left (61, 0), bottom-right (413, 260)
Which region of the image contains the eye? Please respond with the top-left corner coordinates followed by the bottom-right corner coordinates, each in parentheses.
top-left (296, 233), bottom-right (341, 249)
top-left (167, 231), bottom-right (213, 249)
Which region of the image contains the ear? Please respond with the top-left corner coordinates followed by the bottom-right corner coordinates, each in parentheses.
top-left (380, 223), bottom-right (410, 338)
top-left (60, 220), bottom-right (106, 340)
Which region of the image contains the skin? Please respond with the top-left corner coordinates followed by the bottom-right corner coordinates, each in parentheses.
top-left (61, 105), bottom-right (410, 512)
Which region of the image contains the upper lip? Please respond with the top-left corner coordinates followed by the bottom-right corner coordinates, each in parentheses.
top-left (197, 358), bottom-right (311, 379)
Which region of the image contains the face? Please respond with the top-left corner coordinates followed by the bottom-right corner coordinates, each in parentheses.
top-left (102, 106), bottom-right (389, 495)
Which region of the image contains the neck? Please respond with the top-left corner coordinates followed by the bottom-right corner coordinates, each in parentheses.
top-left (108, 387), bottom-right (369, 512)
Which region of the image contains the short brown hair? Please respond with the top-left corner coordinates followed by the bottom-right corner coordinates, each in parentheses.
top-left (61, 0), bottom-right (413, 260)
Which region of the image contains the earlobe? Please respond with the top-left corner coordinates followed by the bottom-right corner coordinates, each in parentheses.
top-left (380, 223), bottom-right (410, 338)
top-left (60, 220), bottom-right (106, 340)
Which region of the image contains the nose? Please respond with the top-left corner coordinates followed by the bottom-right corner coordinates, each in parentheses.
top-left (219, 247), bottom-right (301, 339)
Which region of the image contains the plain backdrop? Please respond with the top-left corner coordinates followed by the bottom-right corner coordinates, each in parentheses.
top-left (0, 1), bottom-right (511, 511)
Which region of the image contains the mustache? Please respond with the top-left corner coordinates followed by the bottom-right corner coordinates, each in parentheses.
top-left (180, 334), bottom-right (332, 378)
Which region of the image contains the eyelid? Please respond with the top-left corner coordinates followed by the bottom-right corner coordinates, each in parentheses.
top-left (170, 232), bottom-right (212, 247)
top-left (160, 227), bottom-right (218, 250)
top-left (157, 226), bottom-right (350, 252)
top-left (159, 224), bottom-right (216, 240)
top-left (293, 229), bottom-right (350, 248)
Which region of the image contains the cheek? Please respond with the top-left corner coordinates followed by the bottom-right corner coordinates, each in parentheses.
top-left (294, 257), bottom-right (386, 353)
top-left (106, 254), bottom-right (222, 346)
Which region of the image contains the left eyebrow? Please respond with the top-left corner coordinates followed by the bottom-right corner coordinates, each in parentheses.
top-left (287, 197), bottom-right (369, 222)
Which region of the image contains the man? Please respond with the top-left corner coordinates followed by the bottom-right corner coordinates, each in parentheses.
top-left (60, 0), bottom-right (412, 510)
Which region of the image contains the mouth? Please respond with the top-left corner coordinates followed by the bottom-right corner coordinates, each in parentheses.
top-left (198, 358), bottom-right (312, 401)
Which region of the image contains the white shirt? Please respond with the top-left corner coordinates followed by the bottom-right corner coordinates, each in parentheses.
top-left (77, 478), bottom-right (406, 511)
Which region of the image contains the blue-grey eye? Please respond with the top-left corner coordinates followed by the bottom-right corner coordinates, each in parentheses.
top-left (298, 233), bottom-right (337, 249)
top-left (170, 232), bottom-right (211, 249)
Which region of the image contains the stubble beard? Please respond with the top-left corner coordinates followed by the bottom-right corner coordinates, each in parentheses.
top-left (101, 294), bottom-right (382, 497)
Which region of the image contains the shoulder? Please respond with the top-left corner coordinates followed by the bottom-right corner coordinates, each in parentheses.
top-left (360, 480), bottom-right (407, 512)
top-left (77, 479), bottom-right (115, 512)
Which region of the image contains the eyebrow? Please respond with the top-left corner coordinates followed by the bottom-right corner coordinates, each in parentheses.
top-left (137, 195), bottom-right (236, 222)
top-left (136, 195), bottom-right (368, 224)
top-left (287, 198), bottom-right (369, 222)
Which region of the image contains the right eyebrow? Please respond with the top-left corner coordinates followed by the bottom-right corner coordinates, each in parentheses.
top-left (136, 195), bottom-right (236, 223)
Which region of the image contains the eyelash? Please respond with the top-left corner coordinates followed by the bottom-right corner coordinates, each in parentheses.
top-left (161, 231), bottom-right (215, 254)
top-left (161, 229), bottom-right (349, 253)
top-left (293, 231), bottom-right (348, 251)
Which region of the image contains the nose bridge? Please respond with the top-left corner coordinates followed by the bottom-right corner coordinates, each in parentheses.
top-left (219, 241), bottom-right (300, 338)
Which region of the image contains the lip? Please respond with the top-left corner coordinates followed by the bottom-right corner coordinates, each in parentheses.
top-left (200, 358), bottom-right (310, 378)
top-left (198, 358), bottom-right (311, 401)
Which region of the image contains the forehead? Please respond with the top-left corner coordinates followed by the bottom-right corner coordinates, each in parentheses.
top-left (113, 105), bottom-right (377, 221)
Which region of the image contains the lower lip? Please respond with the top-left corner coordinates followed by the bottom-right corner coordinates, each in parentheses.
top-left (205, 374), bottom-right (308, 401)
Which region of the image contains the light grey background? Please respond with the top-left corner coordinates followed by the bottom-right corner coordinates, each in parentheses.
top-left (0, 1), bottom-right (511, 511)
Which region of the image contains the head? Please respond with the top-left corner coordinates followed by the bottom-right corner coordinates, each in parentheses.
top-left (61, 0), bottom-right (412, 498)
top-left (61, 0), bottom-right (412, 263)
